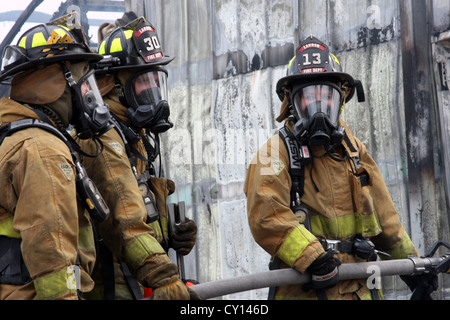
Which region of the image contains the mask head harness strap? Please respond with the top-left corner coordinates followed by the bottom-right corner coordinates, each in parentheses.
top-left (114, 76), bottom-right (127, 106)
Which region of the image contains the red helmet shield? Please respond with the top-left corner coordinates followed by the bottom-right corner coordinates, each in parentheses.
top-left (132, 22), bottom-right (164, 64)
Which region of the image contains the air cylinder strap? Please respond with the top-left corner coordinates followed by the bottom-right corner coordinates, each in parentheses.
top-left (279, 125), bottom-right (307, 206)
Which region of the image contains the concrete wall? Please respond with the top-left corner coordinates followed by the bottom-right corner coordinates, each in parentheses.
top-left (128, 0), bottom-right (450, 299)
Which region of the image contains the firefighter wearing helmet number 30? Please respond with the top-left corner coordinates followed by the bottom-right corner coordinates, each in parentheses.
top-left (76, 14), bottom-right (199, 300)
top-left (244, 35), bottom-right (438, 300)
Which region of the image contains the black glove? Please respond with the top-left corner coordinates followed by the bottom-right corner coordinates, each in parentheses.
top-left (304, 250), bottom-right (341, 291)
top-left (171, 218), bottom-right (197, 256)
top-left (400, 273), bottom-right (438, 300)
top-left (352, 237), bottom-right (378, 261)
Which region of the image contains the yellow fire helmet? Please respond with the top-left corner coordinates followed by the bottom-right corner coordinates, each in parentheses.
top-left (97, 16), bottom-right (174, 72)
top-left (0, 12), bottom-right (102, 82)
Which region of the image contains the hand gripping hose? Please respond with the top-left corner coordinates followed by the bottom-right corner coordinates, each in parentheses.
top-left (190, 255), bottom-right (448, 299)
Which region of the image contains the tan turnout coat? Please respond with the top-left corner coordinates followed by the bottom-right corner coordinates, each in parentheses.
top-left (244, 119), bottom-right (418, 300)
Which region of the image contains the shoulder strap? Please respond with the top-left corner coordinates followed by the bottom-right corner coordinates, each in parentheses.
top-left (32, 107), bottom-right (105, 159)
top-left (110, 116), bottom-right (148, 162)
top-left (278, 125), bottom-right (313, 231)
top-left (0, 118), bottom-right (110, 222)
top-left (341, 131), bottom-right (370, 186)
top-left (278, 125), bottom-right (310, 200)
top-left (340, 125), bottom-right (361, 167)
top-left (0, 118), bottom-right (69, 146)
top-left (0, 114), bottom-right (92, 160)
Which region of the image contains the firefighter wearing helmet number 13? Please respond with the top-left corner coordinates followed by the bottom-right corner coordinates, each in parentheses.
top-left (244, 35), bottom-right (438, 300)
top-left (75, 14), bottom-right (199, 300)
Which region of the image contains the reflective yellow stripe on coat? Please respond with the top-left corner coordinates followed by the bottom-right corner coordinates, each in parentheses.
top-left (123, 234), bottom-right (166, 272)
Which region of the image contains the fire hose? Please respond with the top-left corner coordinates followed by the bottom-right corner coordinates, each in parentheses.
top-left (190, 241), bottom-right (450, 300)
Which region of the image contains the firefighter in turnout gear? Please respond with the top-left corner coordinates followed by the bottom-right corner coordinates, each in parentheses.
top-left (0, 13), bottom-right (112, 299)
top-left (244, 35), bottom-right (438, 299)
top-left (76, 15), bottom-right (198, 300)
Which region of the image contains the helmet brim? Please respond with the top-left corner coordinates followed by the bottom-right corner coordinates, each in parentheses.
top-left (103, 55), bottom-right (175, 73)
top-left (0, 52), bottom-right (103, 82)
top-left (276, 72), bottom-right (355, 103)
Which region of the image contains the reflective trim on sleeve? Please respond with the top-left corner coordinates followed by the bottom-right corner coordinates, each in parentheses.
top-left (159, 216), bottom-right (170, 240)
top-left (148, 220), bottom-right (163, 243)
top-left (385, 230), bottom-right (417, 259)
top-left (78, 224), bottom-right (95, 250)
top-left (34, 267), bottom-right (78, 300)
top-left (355, 211), bottom-right (383, 237)
top-left (277, 224), bottom-right (316, 267)
top-left (0, 217), bottom-right (21, 239)
top-left (149, 216), bottom-right (170, 242)
top-left (123, 233), bottom-right (166, 272)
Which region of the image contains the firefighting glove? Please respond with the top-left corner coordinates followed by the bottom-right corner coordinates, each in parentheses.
top-left (171, 218), bottom-right (197, 256)
top-left (303, 250), bottom-right (341, 291)
top-left (142, 255), bottom-right (201, 300)
top-left (153, 276), bottom-right (201, 300)
top-left (400, 273), bottom-right (438, 300)
top-left (141, 256), bottom-right (189, 300)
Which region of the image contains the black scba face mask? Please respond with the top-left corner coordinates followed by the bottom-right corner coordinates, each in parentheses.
top-left (65, 67), bottom-right (111, 139)
top-left (124, 68), bottom-right (173, 134)
top-left (290, 82), bottom-right (345, 146)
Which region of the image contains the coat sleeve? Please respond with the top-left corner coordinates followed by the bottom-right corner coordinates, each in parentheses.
top-left (244, 135), bottom-right (324, 273)
top-left (356, 137), bottom-right (418, 259)
top-left (78, 129), bottom-right (174, 283)
top-left (11, 131), bottom-right (82, 299)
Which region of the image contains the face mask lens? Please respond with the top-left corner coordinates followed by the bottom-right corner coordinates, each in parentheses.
top-left (79, 73), bottom-right (104, 111)
top-left (292, 84), bottom-right (342, 126)
top-left (76, 71), bottom-right (110, 136)
top-left (130, 70), bottom-right (168, 107)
